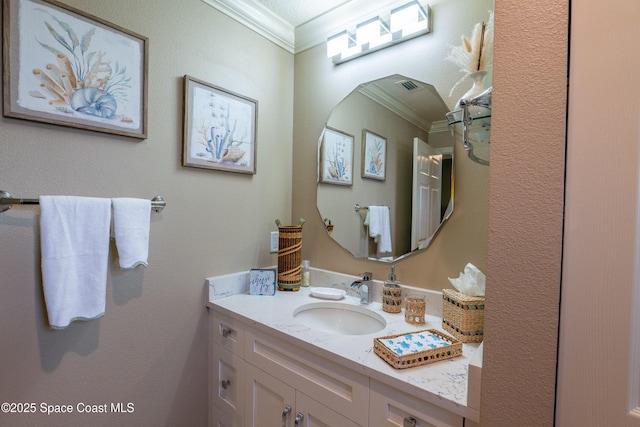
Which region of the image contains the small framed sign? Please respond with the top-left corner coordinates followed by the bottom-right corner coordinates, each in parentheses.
top-left (249, 269), bottom-right (276, 296)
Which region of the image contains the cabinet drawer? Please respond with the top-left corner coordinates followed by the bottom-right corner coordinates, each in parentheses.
top-left (244, 328), bottom-right (369, 426)
top-left (210, 309), bottom-right (245, 357)
top-left (369, 380), bottom-right (463, 427)
top-left (209, 405), bottom-right (241, 427)
top-left (211, 344), bottom-right (245, 424)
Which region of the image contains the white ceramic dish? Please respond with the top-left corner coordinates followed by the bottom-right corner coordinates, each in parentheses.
top-left (309, 287), bottom-right (346, 300)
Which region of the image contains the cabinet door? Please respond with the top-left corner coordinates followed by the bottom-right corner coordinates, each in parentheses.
top-left (244, 329), bottom-right (369, 425)
top-left (295, 391), bottom-right (361, 427)
top-left (369, 380), bottom-right (463, 427)
top-left (245, 363), bottom-right (296, 427)
top-left (210, 344), bottom-right (245, 424)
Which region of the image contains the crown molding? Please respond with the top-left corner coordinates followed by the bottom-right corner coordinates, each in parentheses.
top-left (201, 0), bottom-right (295, 53)
top-left (430, 120), bottom-right (450, 133)
top-left (358, 83), bottom-right (434, 132)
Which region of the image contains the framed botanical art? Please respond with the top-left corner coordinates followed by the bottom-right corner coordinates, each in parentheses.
top-left (182, 75), bottom-right (257, 174)
top-left (319, 126), bottom-right (353, 186)
top-left (3, 0), bottom-right (148, 139)
top-left (362, 129), bottom-right (387, 181)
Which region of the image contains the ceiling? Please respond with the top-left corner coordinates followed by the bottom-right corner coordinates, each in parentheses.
top-left (202, 0), bottom-right (411, 53)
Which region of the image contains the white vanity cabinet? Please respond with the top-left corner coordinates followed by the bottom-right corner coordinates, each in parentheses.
top-left (210, 310), bottom-right (368, 426)
top-left (369, 380), bottom-right (464, 427)
top-left (209, 306), bottom-right (470, 427)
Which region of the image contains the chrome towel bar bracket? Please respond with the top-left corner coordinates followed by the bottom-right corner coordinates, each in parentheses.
top-left (0, 190), bottom-right (166, 214)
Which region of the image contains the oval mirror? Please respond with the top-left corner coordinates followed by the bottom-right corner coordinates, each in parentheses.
top-left (317, 75), bottom-right (453, 262)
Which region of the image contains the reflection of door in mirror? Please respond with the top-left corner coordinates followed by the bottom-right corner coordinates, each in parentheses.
top-left (411, 138), bottom-right (452, 250)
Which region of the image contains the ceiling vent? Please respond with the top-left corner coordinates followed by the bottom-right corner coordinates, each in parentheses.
top-left (397, 80), bottom-right (421, 91)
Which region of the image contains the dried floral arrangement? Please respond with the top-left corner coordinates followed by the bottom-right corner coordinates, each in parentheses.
top-left (445, 11), bottom-right (494, 96)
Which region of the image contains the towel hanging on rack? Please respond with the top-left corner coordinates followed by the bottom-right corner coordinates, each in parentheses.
top-left (112, 198), bottom-right (151, 269)
top-left (1, 189), bottom-right (165, 329)
top-left (40, 196), bottom-right (111, 329)
top-left (364, 206), bottom-right (392, 254)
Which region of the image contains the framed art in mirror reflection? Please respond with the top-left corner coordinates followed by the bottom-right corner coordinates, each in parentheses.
top-left (319, 126), bottom-right (353, 186)
top-left (362, 129), bottom-right (387, 181)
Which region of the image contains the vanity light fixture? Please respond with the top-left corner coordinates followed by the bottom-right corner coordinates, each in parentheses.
top-left (356, 16), bottom-right (391, 49)
top-left (326, 31), bottom-right (353, 58)
top-left (390, 1), bottom-right (429, 37)
top-left (327, 0), bottom-right (430, 64)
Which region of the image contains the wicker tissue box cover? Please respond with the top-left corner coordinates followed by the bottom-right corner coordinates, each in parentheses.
top-left (373, 329), bottom-right (462, 369)
top-left (442, 288), bottom-right (485, 343)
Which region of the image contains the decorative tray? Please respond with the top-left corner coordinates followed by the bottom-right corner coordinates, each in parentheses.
top-left (373, 329), bottom-right (462, 369)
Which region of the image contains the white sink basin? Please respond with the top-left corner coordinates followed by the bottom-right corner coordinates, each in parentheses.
top-left (293, 302), bottom-right (387, 335)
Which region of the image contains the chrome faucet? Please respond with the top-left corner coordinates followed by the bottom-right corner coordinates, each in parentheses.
top-left (350, 272), bottom-right (373, 305)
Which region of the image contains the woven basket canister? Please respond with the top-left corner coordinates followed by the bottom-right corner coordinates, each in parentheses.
top-left (276, 219), bottom-right (304, 291)
top-left (405, 297), bottom-right (426, 324)
top-left (442, 288), bottom-right (485, 343)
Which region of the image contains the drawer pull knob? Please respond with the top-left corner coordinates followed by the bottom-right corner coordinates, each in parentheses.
top-left (221, 379), bottom-right (231, 389)
top-left (221, 328), bottom-right (232, 338)
top-left (403, 416), bottom-right (417, 427)
top-left (294, 412), bottom-right (304, 426)
top-left (282, 404), bottom-right (292, 427)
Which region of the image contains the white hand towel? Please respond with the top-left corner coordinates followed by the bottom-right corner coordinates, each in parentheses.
top-left (40, 196), bottom-right (112, 329)
top-left (365, 206), bottom-right (392, 253)
top-left (112, 198), bottom-right (151, 269)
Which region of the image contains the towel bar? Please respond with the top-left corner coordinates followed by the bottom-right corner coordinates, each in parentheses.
top-left (354, 203), bottom-right (387, 213)
top-left (0, 190), bottom-right (166, 214)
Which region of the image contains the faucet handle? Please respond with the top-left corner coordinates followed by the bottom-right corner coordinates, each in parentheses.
top-left (361, 272), bottom-right (373, 281)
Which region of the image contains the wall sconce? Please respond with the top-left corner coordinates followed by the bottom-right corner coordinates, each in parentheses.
top-left (327, 1), bottom-right (430, 64)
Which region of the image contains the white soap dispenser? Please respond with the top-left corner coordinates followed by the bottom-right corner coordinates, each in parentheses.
top-left (382, 266), bottom-right (402, 313)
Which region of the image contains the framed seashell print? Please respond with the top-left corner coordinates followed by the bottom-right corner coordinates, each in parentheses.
top-left (2, 0), bottom-right (148, 139)
top-left (319, 126), bottom-right (353, 186)
top-left (182, 75), bottom-right (257, 174)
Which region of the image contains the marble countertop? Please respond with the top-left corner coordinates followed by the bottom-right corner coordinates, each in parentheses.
top-left (207, 279), bottom-right (481, 421)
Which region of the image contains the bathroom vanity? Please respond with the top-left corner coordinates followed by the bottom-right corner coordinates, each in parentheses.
top-left (206, 270), bottom-right (481, 427)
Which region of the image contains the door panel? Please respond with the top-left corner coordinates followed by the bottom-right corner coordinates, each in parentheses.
top-left (411, 138), bottom-right (442, 250)
top-left (556, 1), bottom-right (640, 425)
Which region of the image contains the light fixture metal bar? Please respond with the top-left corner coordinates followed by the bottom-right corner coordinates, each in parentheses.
top-left (326, 1), bottom-right (430, 65)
